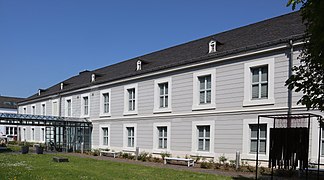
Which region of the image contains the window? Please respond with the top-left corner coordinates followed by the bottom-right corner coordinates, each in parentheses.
top-left (31, 105), bottom-right (36, 115)
top-left (192, 69), bottom-right (216, 110)
top-left (209, 40), bottom-right (217, 53)
top-left (81, 94), bottom-right (90, 117)
top-left (100, 89), bottom-right (111, 116)
top-left (31, 128), bottom-right (35, 141)
top-left (52, 100), bottom-right (58, 116)
top-left (128, 89), bottom-right (135, 111)
top-left (243, 58), bottom-right (274, 106)
top-left (198, 75), bottom-right (211, 104)
top-left (249, 124), bottom-right (267, 154)
top-left (321, 128), bottom-right (324, 156)
top-left (123, 124), bottom-right (137, 150)
top-left (23, 107), bottom-right (27, 114)
top-left (83, 97), bottom-right (89, 115)
top-left (124, 84), bottom-right (138, 115)
top-left (192, 121), bottom-right (215, 155)
top-left (251, 66), bottom-right (268, 99)
top-left (197, 126), bottom-right (210, 151)
top-left (158, 127), bottom-right (168, 149)
top-left (41, 128), bottom-right (45, 142)
top-left (65, 97), bottom-right (72, 117)
top-left (102, 127), bottom-right (109, 146)
top-left (23, 128), bottom-right (26, 141)
top-left (154, 77), bottom-right (172, 113)
top-left (41, 103), bottom-right (46, 116)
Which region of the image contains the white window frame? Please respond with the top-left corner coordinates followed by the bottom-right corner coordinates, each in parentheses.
top-left (22, 106), bottom-right (27, 114)
top-left (242, 118), bottom-right (272, 160)
top-left (123, 84), bottom-right (138, 115)
top-left (81, 93), bottom-right (90, 117)
top-left (153, 122), bottom-right (171, 153)
top-left (31, 104), bottom-right (36, 115)
top-left (40, 127), bottom-right (45, 142)
top-left (123, 123), bottom-right (137, 151)
top-left (192, 69), bottom-right (216, 110)
top-left (99, 124), bottom-right (111, 148)
top-left (154, 77), bottom-right (172, 113)
top-left (191, 120), bottom-right (215, 156)
top-left (100, 89), bottom-right (111, 117)
top-left (52, 99), bottom-right (59, 116)
top-left (243, 58), bottom-right (275, 106)
top-left (41, 102), bottom-right (46, 116)
top-left (23, 127), bottom-right (27, 141)
top-left (64, 97), bottom-right (73, 117)
top-left (31, 127), bottom-right (35, 141)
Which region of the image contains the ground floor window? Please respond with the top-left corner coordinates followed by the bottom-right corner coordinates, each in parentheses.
top-left (127, 127), bottom-right (135, 147)
top-left (158, 126), bottom-right (167, 149)
top-left (102, 127), bottom-right (109, 146)
top-left (197, 125), bottom-right (210, 151)
top-left (250, 124), bottom-right (267, 154)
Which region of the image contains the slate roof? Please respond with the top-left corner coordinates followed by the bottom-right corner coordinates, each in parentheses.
top-left (0, 96), bottom-right (25, 109)
top-left (22, 11), bottom-right (305, 103)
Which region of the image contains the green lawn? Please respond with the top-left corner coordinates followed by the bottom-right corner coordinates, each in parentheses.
top-left (0, 153), bottom-right (231, 180)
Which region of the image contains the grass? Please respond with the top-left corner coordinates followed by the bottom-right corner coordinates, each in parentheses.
top-left (0, 153), bottom-right (231, 180)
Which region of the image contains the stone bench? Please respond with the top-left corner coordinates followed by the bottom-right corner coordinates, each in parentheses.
top-left (100, 150), bottom-right (119, 158)
top-left (164, 157), bottom-right (195, 167)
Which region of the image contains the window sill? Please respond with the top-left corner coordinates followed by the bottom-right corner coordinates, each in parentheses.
top-left (192, 104), bottom-right (216, 111)
top-left (123, 111), bottom-right (138, 116)
top-left (99, 113), bottom-right (111, 118)
top-left (243, 98), bottom-right (275, 107)
top-left (153, 108), bottom-right (172, 114)
top-left (122, 148), bottom-right (136, 152)
top-left (153, 149), bottom-right (171, 154)
top-left (190, 151), bottom-right (215, 158)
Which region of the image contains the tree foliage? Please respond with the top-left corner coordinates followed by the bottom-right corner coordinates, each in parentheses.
top-left (285, 0), bottom-right (324, 111)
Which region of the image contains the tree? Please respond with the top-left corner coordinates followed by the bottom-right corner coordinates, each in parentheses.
top-left (285, 0), bottom-right (324, 111)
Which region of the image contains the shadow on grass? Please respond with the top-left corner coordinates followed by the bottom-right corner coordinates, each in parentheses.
top-left (232, 175), bottom-right (254, 180)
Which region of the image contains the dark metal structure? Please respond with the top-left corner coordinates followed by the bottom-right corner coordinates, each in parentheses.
top-left (0, 113), bottom-right (92, 152)
top-left (255, 113), bottom-right (323, 179)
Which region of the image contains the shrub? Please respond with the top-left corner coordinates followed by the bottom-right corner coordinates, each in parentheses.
top-left (92, 149), bottom-right (100, 156)
top-left (138, 152), bottom-right (149, 162)
top-left (200, 159), bottom-right (214, 169)
top-left (218, 154), bottom-right (227, 164)
top-left (160, 152), bottom-right (171, 160)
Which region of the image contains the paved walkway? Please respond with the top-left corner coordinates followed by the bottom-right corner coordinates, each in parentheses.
top-left (68, 153), bottom-right (255, 179)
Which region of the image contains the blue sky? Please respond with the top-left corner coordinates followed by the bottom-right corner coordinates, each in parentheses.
top-left (0, 0), bottom-right (297, 98)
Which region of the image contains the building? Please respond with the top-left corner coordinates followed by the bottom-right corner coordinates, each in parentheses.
top-left (0, 96), bottom-right (25, 140)
top-left (18, 11), bottom-right (323, 163)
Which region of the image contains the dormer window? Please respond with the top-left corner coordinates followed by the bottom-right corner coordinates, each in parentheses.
top-left (91, 73), bottom-right (96, 82)
top-left (136, 60), bottom-right (142, 71)
top-left (209, 40), bottom-right (217, 53)
top-left (60, 83), bottom-right (64, 90)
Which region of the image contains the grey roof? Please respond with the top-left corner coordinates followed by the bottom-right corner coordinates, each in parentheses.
top-left (22, 11), bottom-right (305, 103)
top-left (0, 96), bottom-right (25, 109)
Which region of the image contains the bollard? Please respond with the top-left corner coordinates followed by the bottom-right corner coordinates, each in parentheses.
top-left (135, 147), bottom-right (139, 161)
top-left (81, 142), bottom-right (84, 154)
top-left (236, 151), bottom-right (241, 170)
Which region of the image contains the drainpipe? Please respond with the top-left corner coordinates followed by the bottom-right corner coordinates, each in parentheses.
top-left (287, 40), bottom-right (293, 128)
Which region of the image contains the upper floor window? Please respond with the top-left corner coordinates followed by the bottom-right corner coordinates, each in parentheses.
top-left (41, 103), bottom-right (46, 116)
top-left (243, 58), bottom-right (274, 106)
top-left (65, 97), bottom-right (72, 117)
top-left (124, 84), bottom-right (138, 115)
top-left (52, 100), bottom-right (58, 116)
top-left (251, 66), bottom-right (268, 99)
top-left (192, 69), bottom-right (216, 110)
top-left (208, 40), bottom-right (217, 53)
top-left (100, 89), bottom-right (111, 117)
top-left (23, 107), bottom-right (27, 114)
top-left (31, 105), bottom-right (36, 115)
top-left (198, 75), bottom-right (211, 104)
top-left (154, 77), bottom-right (172, 113)
top-left (250, 124), bottom-right (267, 154)
top-left (81, 94), bottom-right (90, 117)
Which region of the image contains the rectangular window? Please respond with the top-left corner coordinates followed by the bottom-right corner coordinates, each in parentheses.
top-left (251, 66), bottom-right (268, 99)
top-left (67, 99), bottom-right (72, 117)
top-left (197, 126), bottom-right (210, 151)
top-left (52, 101), bottom-right (58, 116)
top-left (250, 124), bottom-right (267, 154)
top-left (159, 83), bottom-right (169, 108)
top-left (157, 127), bottom-right (167, 149)
top-left (41, 128), bottom-right (45, 141)
top-left (102, 127), bottom-right (109, 146)
top-left (127, 127), bottom-right (135, 147)
top-left (198, 75), bottom-right (212, 104)
top-left (32, 106), bottom-right (36, 115)
top-left (41, 104), bottom-right (46, 116)
top-left (23, 107), bottom-right (27, 114)
top-left (322, 128), bottom-right (324, 156)
top-left (128, 88), bottom-right (135, 111)
top-left (83, 96), bottom-right (89, 115)
top-left (31, 128), bottom-right (35, 141)
top-left (103, 93), bottom-right (109, 113)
